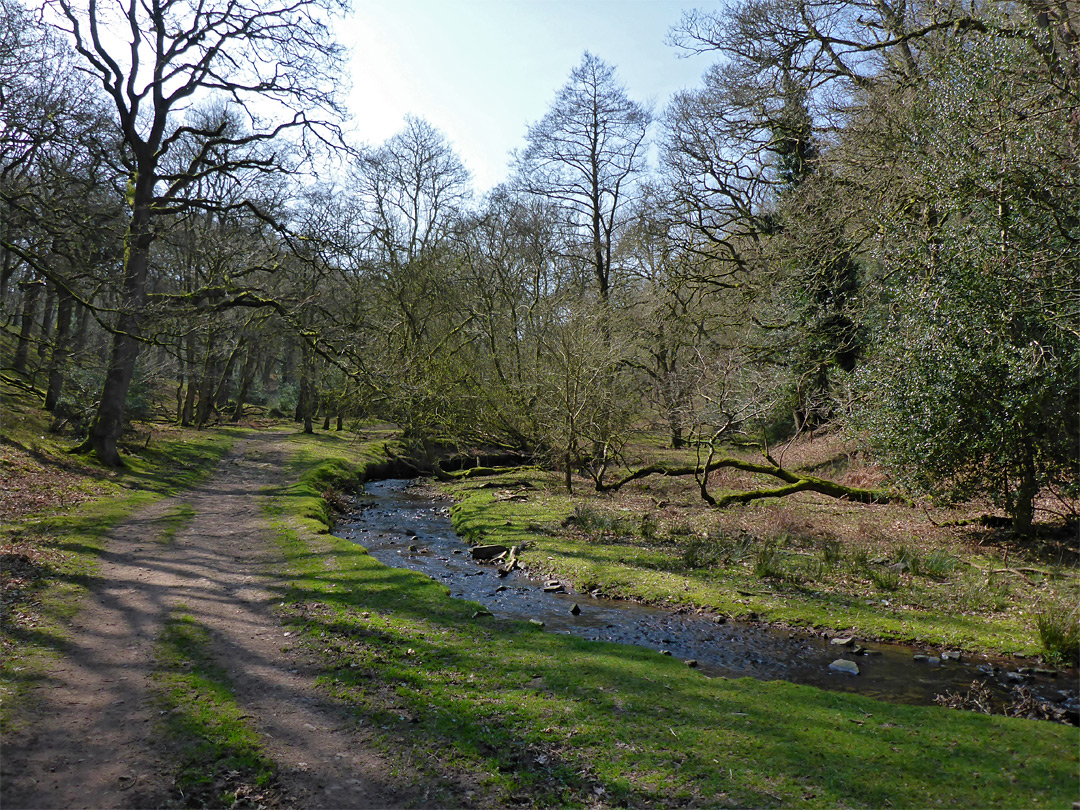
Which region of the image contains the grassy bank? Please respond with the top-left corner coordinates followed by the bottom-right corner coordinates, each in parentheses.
top-left (0, 389), bottom-right (237, 727)
top-left (440, 453), bottom-right (1078, 661)
top-left (266, 432), bottom-right (1079, 808)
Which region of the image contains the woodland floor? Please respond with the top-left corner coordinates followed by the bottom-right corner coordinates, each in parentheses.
top-left (1, 433), bottom-right (411, 809)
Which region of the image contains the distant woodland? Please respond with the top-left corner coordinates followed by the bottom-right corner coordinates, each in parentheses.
top-left (2, 0), bottom-right (1077, 532)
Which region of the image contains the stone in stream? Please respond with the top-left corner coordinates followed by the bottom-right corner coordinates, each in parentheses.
top-left (825, 656), bottom-right (859, 673)
top-left (830, 636), bottom-right (856, 647)
top-left (544, 581), bottom-right (566, 594)
top-left (829, 659), bottom-right (860, 675)
top-left (529, 619), bottom-right (546, 628)
top-left (570, 603), bottom-right (581, 616)
top-left (471, 544), bottom-right (510, 561)
top-left (685, 659), bottom-right (698, 668)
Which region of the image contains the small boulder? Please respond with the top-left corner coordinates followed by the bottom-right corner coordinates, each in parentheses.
top-left (829, 659), bottom-right (860, 675)
top-left (831, 636), bottom-right (856, 647)
top-left (529, 619), bottom-right (546, 628)
top-left (570, 603), bottom-right (581, 616)
top-left (685, 659), bottom-right (698, 668)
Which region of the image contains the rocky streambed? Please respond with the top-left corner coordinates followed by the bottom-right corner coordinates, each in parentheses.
top-left (334, 479), bottom-right (1078, 723)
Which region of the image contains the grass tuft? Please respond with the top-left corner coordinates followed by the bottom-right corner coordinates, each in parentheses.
top-left (1035, 599), bottom-right (1080, 665)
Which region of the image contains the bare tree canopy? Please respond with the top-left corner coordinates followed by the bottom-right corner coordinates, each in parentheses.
top-left (41, 0), bottom-right (350, 464)
top-left (514, 52), bottom-right (651, 302)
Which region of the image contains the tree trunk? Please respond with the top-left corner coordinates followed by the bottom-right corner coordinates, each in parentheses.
top-left (44, 288), bottom-right (74, 412)
top-left (297, 343), bottom-right (314, 433)
top-left (194, 343), bottom-right (220, 428)
top-left (12, 277), bottom-right (42, 376)
top-left (181, 336), bottom-right (198, 425)
top-left (36, 281), bottom-right (56, 363)
top-left (1011, 452), bottom-right (1038, 536)
top-left (230, 350), bottom-right (258, 422)
top-left (81, 188), bottom-right (154, 466)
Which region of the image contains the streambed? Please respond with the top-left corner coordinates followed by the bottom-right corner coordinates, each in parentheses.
top-left (335, 479), bottom-right (1077, 719)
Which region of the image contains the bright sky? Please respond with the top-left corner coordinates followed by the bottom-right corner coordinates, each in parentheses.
top-left (340, 0), bottom-right (717, 193)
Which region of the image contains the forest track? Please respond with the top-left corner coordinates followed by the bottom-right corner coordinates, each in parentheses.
top-left (1, 433), bottom-right (406, 809)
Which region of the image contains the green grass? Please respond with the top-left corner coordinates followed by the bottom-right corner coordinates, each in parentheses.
top-left (152, 612), bottom-right (278, 805)
top-left (442, 472), bottom-right (1074, 657)
top-left (264, 433), bottom-right (1079, 809)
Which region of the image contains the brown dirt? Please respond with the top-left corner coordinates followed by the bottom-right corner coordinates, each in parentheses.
top-left (1, 433), bottom-right (411, 809)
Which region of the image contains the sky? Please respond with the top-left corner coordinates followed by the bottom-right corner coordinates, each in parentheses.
top-left (338, 0), bottom-right (719, 193)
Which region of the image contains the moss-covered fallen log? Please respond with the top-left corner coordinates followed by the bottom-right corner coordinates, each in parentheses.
top-left (597, 455), bottom-right (896, 507)
top-left (432, 462), bottom-right (526, 481)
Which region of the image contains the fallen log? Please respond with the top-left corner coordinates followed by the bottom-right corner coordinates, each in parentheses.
top-left (596, 455), bottom-right (896, 508)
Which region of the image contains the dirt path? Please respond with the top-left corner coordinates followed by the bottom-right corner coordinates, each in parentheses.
top-left (1, 434), bottom-right (407, 809)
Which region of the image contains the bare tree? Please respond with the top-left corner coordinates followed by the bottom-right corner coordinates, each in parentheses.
top-left (514, 52), bottom-right (651, 303)
top-left (44, 0), bottom-right (348, 464)
top-left (350, 116), bottom-right (471, 353)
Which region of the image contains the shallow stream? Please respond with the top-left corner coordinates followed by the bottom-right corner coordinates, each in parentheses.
top-left (335, 479), bottom-right (1077, 718)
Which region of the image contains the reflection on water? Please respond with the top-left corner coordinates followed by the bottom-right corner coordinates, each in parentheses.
top-left (333, 479), bottom-right (1077, 718)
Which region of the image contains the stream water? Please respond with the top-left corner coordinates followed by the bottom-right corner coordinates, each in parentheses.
top-left (334, 479), bottom-right (1077, 719)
